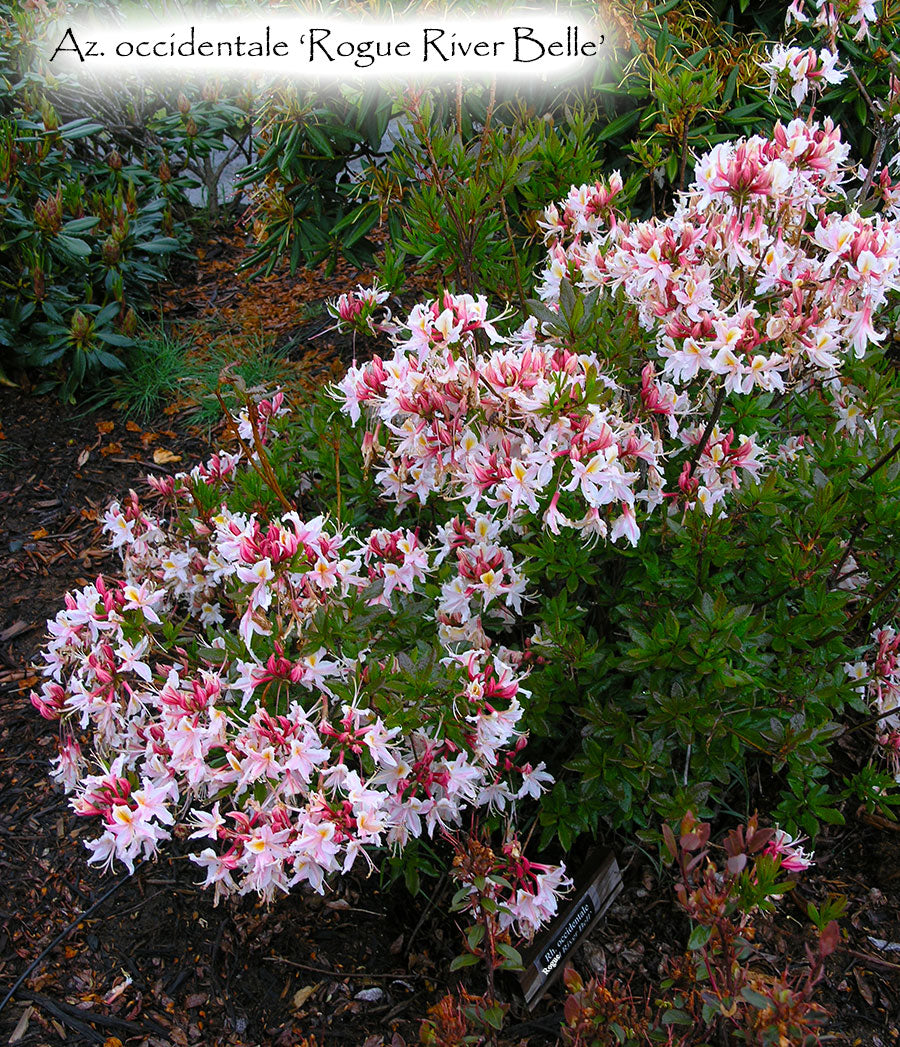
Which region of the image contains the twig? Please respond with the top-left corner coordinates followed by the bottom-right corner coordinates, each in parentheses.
top-left (11, 994), bottom-right (103, 1043)
top-left (214, 388), bottom-right (293, 513)
top-left (262, 957), bottom-right (415, 980)
top-left (678, 119), bottom-right (690, 192)
top-left (858, 810), bottom-right (900, 834)
top-left (688, 385), bottom-right (727, 479)
top-left (841, 947), bottom-right (900, 972)
top-left (405, 871), bottom-right (449, 957)
top-left (828, 515), bottom-right (867, 586)
top-left (859, 434), bottom-right (900, 484)
top-left (839, 704), bottom-right (900, 737)
top-left (499, 195), bottom-right (527, 316)
top-left (109, 456), bottom-right (174, 474)
top-left (16, 989), bottom-right (169, 1037)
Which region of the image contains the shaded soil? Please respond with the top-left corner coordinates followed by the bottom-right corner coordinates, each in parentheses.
top-left (2, 229), bottom-right (900, 1047)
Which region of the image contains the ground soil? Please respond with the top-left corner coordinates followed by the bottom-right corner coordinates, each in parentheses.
top-left (2, 228), bottom-right (900, 1047)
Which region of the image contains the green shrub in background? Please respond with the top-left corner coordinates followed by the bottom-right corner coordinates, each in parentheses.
top-left (240, 83), bottom-right (395, 277)
top-left (0, 1), bottom-right (249, 398)
top-left (239, 0), bottom-right (786, 291)
top-left (240, 0), bottom-right (900, 293)
top-left (369, 97), bottom-right (609, 306)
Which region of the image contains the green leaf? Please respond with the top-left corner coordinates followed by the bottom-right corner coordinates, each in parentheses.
top-left (93, 349), bottom-right (126, 371)
top-left (466, 924), bottom-right (485, 949)
top-left (722, 64), bottom-right (739, 106)
top-left (449, 953), bottom-right (480, 971)
top-left (58, 119), bottom-right (105, 139)
top-left (96, 331), bottom-right (133, 348)
top-left (496, 943), bottom-right (523, 970)
top-left (482, 1005), bottom-right (505, 1030)
top-left (55, 234), bottom-right (91, 257)
top-left (661, 1008), bottom-right (692, 1025)
top-left (305, 124), bottom-right (335, 157)
top-left (140, 237), bottom-right (181, 255)
top-left (740, 986), bottom-right (772, 1010)
top-left (687, 924), bottom-right (713, 950)
top-left (63, 216), bottom-right (100, 234)
top-left (597, 109), bottom-right (642, 143)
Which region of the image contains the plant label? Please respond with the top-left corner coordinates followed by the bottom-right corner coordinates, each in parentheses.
top-left (519, 849), bottom-right (623, 1008)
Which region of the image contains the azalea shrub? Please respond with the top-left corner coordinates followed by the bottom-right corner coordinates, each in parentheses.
top-left (31, 391), bottom-right (570, 928)
top-left (31, 78), bottom-right (900, 954)
top-left (330, 111), bottom-right (900, 843)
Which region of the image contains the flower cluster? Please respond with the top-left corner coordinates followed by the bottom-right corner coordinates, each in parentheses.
top-left (452, 832), bottom-right (572, 940)
top-left (538, 119), bottom-right (899, 394)
top-left (326, 284), bottom-right (397, 337)
top-left (786, 0), bottom-right (880, 42)
top-left (336, 120), bottom-right (899, 553)
top-left (760, 44), bottom-right (846, 106)
top-left (335, 293), bottom-right (664, 547)
top-left (764, 828), bottom-right (816, 871)
top-left (32, 413), bottom-right (567, 919)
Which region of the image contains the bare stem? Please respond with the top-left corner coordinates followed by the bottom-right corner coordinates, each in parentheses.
top-left (499, 195), bottom-right (527, 315)
top-left (688, 385), bottom-right (727, 479)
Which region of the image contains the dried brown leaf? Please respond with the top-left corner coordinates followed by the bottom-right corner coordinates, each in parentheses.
top-left (152, 448), bottom-right (182, 465)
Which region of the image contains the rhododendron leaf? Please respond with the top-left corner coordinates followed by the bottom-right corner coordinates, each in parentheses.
top-left (55, 234), bottom-right (92, 258)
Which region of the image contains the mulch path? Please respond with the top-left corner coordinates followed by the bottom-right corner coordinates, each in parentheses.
top-left (1, 225), bottom-right (900, 1046)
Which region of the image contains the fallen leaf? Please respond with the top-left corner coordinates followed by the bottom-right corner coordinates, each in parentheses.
top-left (853, 967), bottom-right (874, 1006)
top-left (29, 527), bottom-right (48, 540)
top-left (125, 420), bottom-right (142, 432)
top-left (153, 448), bottom-right (182, 464)
top-left (77, 448), bottom-right (91, 467)
top-left (291, 984), bottom-right (318, 1011)
top-left (104, 975), bottom-right (133, 1005)
top-left (99, 442), bottom-right (123, 456)
top-left (9, 1005), bottom-right (33, 1043)
top-left (95, 420), bottom-right (115, 434)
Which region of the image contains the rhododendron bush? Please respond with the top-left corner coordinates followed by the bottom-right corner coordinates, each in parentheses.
top-left (33, 112), bottom-right (900, 926)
